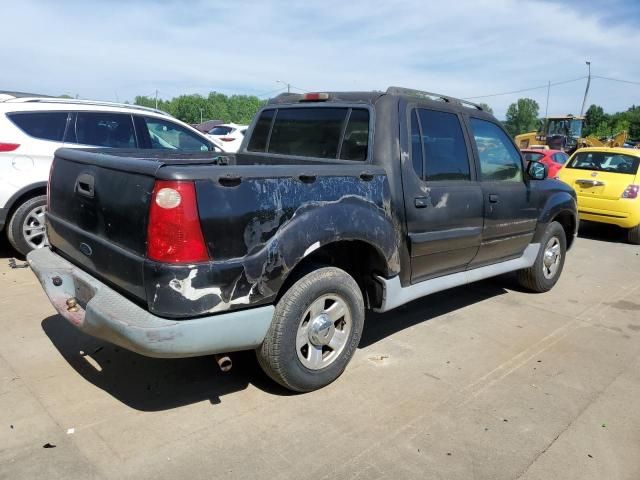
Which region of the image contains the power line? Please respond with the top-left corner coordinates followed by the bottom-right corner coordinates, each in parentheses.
top-left (463, 76), bottom-right (587, 100)
top-left (593, 75), bottom-right (640, 86)
top-left (256, 87), bottom-right (286, 98)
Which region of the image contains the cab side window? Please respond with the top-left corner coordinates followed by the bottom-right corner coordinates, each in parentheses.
top-left (142, 117), bottom-right (211, 151)
top-left (410, 108), bottom-right (470, 181)
top-left (469, 118), bottom-right (523, 182)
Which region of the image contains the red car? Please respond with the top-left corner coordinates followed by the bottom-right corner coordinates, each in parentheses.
top-left (521, 149), bottom-right (569, 178)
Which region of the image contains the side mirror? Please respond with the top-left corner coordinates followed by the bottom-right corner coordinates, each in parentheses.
top-left (527, 160), bottom-right (547, 180)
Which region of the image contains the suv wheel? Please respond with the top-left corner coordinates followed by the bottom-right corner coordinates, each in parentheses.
top-left (7, 195), bottom-right (49, 256)
top-left (256, 266), bottom-right (365, 392)
top-left (517, 221), bottom-right (566, 293)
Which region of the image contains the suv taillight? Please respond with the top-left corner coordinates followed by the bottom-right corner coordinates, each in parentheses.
top-left (147, 180), bottom-right (209, 263)
top-left (621, 185), bottom-right (639, 199)
top-left (0, 143), bottom-right (20, 152)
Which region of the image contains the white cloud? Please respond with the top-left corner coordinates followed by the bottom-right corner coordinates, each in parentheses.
top-left (0, 0), bottom-right (638, 118)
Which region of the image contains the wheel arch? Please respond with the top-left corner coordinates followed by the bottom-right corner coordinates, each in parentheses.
top-left (3, 181), bottom-right (48, 227)
top-left (533, 191), bottom-right (578, 250)
top-left (276, 239), bottom-right (391, 310)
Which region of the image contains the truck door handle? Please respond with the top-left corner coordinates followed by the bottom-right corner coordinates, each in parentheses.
top-left (75, 173), bottom-right (95, 198)
top-left (488, 194), bottom-right (499, 203)
top-left (414, 197), bottom-right (428, 208)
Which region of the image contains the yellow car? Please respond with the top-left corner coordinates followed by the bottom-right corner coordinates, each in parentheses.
top-left (558, 147), bottom-right (640, 244)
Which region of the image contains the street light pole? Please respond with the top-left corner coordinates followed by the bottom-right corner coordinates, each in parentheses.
top-left (580, 61), bottom-right (591, 117)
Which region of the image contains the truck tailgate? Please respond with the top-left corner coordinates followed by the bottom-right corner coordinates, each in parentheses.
top-left (47, 149), bottom-right (160, 303)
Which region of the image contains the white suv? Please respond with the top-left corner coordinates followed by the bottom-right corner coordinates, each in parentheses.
top-left (0, 93), bottom-right (221, 255)
top-left (206, 123), bottom-right (248, 153)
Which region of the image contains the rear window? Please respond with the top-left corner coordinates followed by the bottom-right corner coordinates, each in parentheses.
top-left (522, 152), bottom-right (544, 162)
top-left (247, 107), bottom-right (369, 161)
top-left (567, 152), bottom-right (639, 175)
top-left (7, 112), bottom-right (68, 141)
top-left (209, 126), bottom-right (234, 135)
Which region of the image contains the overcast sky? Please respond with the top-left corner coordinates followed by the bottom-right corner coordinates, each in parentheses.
top-left (2, 0), bottom-right (639, 118)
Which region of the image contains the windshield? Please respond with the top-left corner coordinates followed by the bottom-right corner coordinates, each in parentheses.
top-left (546, 118), bottom-right (583, 139)
top-left (569, 119), bottom-right (583, 138)
top-left (567, 152), bottom-right (639, 174)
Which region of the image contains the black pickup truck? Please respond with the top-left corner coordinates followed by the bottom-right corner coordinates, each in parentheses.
top-left (28, 87), bottom-right (578, 392)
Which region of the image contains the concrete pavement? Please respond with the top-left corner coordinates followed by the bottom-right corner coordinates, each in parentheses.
top-left (1, 223), bottom-right (639, 479)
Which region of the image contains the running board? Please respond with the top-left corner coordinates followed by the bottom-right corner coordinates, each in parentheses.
top-left (374, 243), bottom-right (540, 313)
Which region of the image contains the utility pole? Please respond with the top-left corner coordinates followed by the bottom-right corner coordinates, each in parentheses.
top-left (276, 80), bottom-right (291, 93)
top-left (544, 80), bottom-right (550, 119)
top-left (580, 61), bottom-right (591, 117)
top-left (155, 89), bottom-right (159, 110)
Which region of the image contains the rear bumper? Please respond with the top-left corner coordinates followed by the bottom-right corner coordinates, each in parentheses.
top-left (578, 202), bottom-right (640, 228)
top-left (27, 248), bottom-right (275, 358)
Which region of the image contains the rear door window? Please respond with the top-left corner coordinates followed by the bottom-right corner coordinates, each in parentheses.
top-left (7, 111), bottom-right (69, 142)
top-left (74, 112), bottom-right (136, 148)
top-left (416, 109), bottom-right (470, 181)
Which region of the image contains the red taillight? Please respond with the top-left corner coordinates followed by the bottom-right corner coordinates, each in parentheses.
top-left (219, 137), bottom-right (235, 142)
top-left (147, 181), bottom-right (209, 263)
top-left (621, 184), bottom-right (639, 199)
top-left (0, 142), bottom-right (20, 152)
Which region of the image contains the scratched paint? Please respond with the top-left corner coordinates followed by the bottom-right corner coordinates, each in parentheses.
top-left (145, 173), bottom-right (401, 318)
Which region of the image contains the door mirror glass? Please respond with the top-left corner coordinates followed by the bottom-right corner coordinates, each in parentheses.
top-left (527, 160), bottom-right (547, 180)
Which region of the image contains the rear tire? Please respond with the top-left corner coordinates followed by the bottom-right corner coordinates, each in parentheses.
top-left (7, 195), bottom-right (48, 256)
top-left (628, 225), bottom-right (640, 245)
top-left (256, 267), bottom-right (364, 392)
top-left (517, 221), bottom-right (566, 293)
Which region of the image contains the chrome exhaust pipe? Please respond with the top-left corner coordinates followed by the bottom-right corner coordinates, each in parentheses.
top-left (214, 354), bottom-right (232, 372)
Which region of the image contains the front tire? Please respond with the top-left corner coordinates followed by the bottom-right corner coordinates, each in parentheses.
top-left (7, 195), bottom-right (48, 256)
top-left (628, 225), bottom-right (640, 245)
top-left (256, 267), bottom-right (365, 392)
top-left (517, 221), bottom-right (566, 293)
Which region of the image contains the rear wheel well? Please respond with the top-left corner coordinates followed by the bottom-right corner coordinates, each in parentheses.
top-left (552, 211), bottom-right (576, 249)
top-left (277, 240), bottom-right (388, 310)
top-left (5, 186), bottom-right (47, 227)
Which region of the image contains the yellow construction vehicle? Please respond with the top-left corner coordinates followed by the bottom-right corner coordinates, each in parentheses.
top-left (515, 115), bottom-right (628, 153)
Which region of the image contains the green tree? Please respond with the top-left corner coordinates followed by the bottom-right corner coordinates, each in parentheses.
top-left (504, 98), bottom-right (540, 137)
top-left (478, 103), bottom-right (493, 114)
top-left (584, 104), bottom-right (607, 137)
top-left (134, 92), bottom-right (264, 125)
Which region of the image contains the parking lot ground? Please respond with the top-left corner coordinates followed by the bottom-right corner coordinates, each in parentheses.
top-left (1, 224), bottom-right (639, 480)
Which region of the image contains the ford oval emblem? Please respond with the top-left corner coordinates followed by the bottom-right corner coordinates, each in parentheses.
top-left (79, 242), bottom-right (93, 256)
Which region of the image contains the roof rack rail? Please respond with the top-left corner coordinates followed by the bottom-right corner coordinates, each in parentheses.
top-left (385, 86), bottom-right (484, 111)
top-left (4, 97), bottom-right (170, 116)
